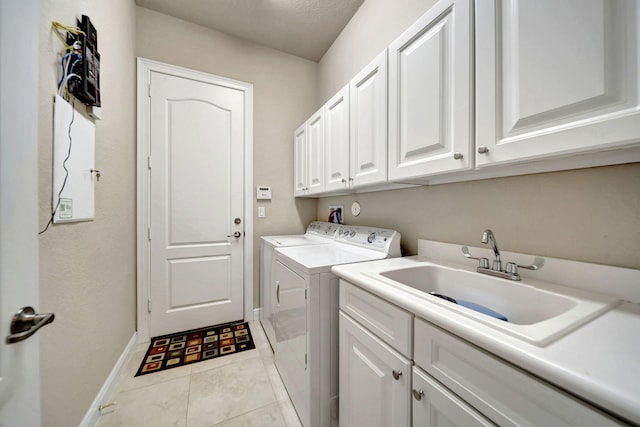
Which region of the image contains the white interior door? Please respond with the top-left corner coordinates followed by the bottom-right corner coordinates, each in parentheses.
top-left (148, 70), bottom-right (245, 337)
top-left (0, 0), bottom-right (42, 425)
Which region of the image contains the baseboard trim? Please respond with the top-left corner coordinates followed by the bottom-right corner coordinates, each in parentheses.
top-left (78, 331), bottom-right (138, 427)
top-left (253, 307), bottom-right (263, 321)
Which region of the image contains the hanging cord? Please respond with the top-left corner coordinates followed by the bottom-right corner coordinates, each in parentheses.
top-left (39, 98), bottom-right (75, 235)
top-left (51, 21), bottom-right (84, 52)
top-left (57, 52), bottom-right (81, 100)
top-left (52, 21), bottom-right (84, 101)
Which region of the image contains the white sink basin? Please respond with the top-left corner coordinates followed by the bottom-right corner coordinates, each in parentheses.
top-left (367, 264), bottom-right (619, 346)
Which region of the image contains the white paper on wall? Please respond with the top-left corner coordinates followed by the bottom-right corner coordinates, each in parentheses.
top-left (53, 95), bottom-right (95, 223)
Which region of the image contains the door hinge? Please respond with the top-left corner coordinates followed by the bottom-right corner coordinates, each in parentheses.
top-left (147, 299), bottom-right (152, 313)
top-left (305, 353), bottom-right (308, 368)
top-left (305, 289), bottom-right (307, 300)
top-left (148, 83), bottom-right (152, 98)
top-left (147, 227), bottom-right (152, 241)
top-left (147, 156), bottom-right (152, 170)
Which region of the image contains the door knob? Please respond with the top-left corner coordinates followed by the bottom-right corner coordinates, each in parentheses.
top-left (227, 231), bottom-right (241, 238)
top-left (6, 306), bottom-right (55, 344)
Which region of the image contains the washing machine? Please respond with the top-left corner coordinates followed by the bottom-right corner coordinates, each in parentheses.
top-left (260, 221), bottom-right (340, 349)
top-left (271, 225), bottom-right (401, 427)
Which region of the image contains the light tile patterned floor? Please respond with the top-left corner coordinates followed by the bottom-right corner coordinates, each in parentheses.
top-left (96, 322), bottom-right (303, 427)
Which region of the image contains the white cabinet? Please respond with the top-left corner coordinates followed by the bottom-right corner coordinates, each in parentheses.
top-left (297, 50), bottom-right (397, 197)
top-left (338, 278), bottom-right (622, 427)
top-left (414, 318), bottom-right (621, 427)
top-left (388, 0), bottom-right (473, 181)
top-left (476, 0), bottom-right (640, 167)
top-left (350, 50), bottom-right (389, 188)
top-left (293, 123), bottom-right (307, 196)
top-left (339, 312), bottom-right (411, 427)
top-left (412, 367), bottom-right (493, 427)
top-left (324, 85), bottom-right (351, 192)
top-left (294, 108), bottom-right (325, 196)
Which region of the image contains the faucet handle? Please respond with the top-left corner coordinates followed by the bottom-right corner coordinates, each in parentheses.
top-left (461, 246), bottom-right (490, 269)
top-left (518, 257), bottom-right (545, 271)
top-left (505, 257), bottom-right (545, 275)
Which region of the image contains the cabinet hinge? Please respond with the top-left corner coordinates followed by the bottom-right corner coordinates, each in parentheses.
top-left (305, 353), bottom-right (307, 368)
top-left (305, 289), bottom-right (308, 300)
top-left (148, 83), bottom-right (152, 98)
top-left (147, 299), bottom-right (152, 313)
top-left (147, 227), bottom-right (152, 241)
top-left (147, 156), bottom-right (152, 170)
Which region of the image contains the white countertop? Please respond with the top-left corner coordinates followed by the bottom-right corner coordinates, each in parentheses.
top-left (332, 255), bottom-right (640, 425)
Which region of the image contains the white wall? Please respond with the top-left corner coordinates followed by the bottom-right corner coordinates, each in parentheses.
top-left (136, 7), bottom-right (319, 307)
top-left (315, 0), bottom-right (640, 269)
top-left (38, 1), bottom-right (137, 425)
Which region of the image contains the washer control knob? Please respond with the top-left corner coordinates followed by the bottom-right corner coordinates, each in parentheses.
top-left (349, 231), bottom-right (356, 238)
top-left (367, 232), bottom-right (376, 243)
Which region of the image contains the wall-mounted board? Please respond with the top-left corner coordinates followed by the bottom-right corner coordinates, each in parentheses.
top-left (53, 95), bottom-right (95, 223)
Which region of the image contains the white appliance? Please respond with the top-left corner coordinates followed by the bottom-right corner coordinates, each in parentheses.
top-left (260, 222), bottom-right (341, 348)
top-left (272, 225), bottom-right (401, 427)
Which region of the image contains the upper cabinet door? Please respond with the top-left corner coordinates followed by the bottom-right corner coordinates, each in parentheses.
top-left (350, 50), bottom-right (388, 188)
top-left (476, 0), bottom-right (640, 167)
top-left (306, 107), bottom-right (325, 194)
top-left (324, 85), bottom-right (351, 192)
top-left (293, 122), bottom-right (307, 197)
top-left (388, 0), bottom-right (473, 181)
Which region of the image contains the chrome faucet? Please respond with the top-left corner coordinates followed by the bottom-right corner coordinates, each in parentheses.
top-left (461, 229), bottom-right (545, 281)
top-left (481, 229), bottom-right (502, 271)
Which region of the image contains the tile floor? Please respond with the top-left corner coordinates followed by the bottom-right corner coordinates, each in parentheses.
top-left (96, 322), bottom-right (303, 427)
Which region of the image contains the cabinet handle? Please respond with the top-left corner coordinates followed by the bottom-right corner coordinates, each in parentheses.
top-left (453, 152), bottom-right (463, 160)
top-left (412, 389), bottom-right (424, 401)
top-left (477, 146), bottom-right (489, 154)
top-left (392, 370), bottom-right (402, 380)
top-left (341, 178), bottom-right (347, 183)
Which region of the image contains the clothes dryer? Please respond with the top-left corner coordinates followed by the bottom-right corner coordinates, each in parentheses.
top-left (260, 221), bottom-right (340, 348)
top-left (272, 225), bottom-right (401, 427)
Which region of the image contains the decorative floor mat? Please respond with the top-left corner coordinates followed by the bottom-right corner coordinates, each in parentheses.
top-left (135, 321), bottom-right (255, 376)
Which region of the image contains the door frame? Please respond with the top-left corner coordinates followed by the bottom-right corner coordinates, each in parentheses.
top-left (136, 58), bottom-right (253, 343)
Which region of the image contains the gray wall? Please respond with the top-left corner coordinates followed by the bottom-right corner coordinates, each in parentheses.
top-left (38, 1), bottom-right (137, 425)
top-left (136, 7), bottom-right (319, 307)
top-left (315, 0), bottom-right (640, 269)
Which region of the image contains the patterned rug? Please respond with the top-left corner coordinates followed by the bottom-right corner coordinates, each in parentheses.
top-left (135, 321), bottom-right (255, 376)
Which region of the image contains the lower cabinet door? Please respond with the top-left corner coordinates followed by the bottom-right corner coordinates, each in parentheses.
top-left (339, 312), bottom-right (411, 427)
top-left (412, 367), bottom-right (494, 427)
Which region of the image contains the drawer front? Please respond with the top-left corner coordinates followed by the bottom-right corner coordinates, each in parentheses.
top-left (340, 280), bottom-right (412, 356)
top-left (413, 367), bottom-right (495, 427)
top-left (414, 318), bottom-right (621, 427)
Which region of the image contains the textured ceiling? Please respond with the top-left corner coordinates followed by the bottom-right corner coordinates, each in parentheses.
top-left (135, 0), bottom-right (365, 62)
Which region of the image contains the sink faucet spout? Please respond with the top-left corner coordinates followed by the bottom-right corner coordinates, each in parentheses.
top-left (481, 229), bottom-right (501, 270)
